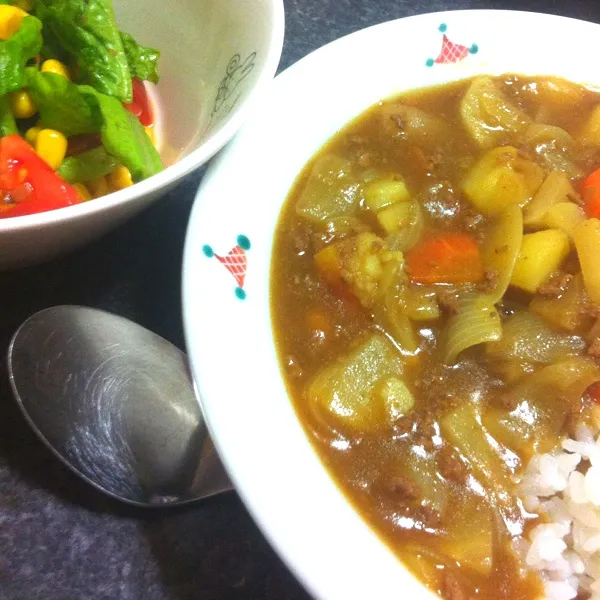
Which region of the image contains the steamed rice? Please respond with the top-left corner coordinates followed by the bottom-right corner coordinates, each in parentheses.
top-left (519, 421), bottom-right (600, 600)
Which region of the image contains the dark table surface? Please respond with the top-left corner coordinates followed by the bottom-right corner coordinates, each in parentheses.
top-left (2, 0), bottom-right (600, 598)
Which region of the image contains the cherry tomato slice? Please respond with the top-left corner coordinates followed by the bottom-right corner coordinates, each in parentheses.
top-left (123, 79), bottom-right (153, 127)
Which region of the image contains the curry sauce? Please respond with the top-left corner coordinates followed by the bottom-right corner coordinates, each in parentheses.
top-left (271, 75), bottom-right (600, 600)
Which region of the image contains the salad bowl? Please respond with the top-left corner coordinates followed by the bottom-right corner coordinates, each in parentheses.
top-left (0, 0), bottom-right (284, 268)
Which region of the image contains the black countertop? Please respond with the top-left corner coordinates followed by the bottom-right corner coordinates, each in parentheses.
top-left (2, 1), bottom-right (600, 598)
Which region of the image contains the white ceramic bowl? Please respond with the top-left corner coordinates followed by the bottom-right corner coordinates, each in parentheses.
top-left (182, 10), bottom-right (600, 600)
top-left (0, 0), bottom-right (284, 269)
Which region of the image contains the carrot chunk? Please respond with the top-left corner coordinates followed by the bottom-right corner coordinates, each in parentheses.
top-left (405, 234), bottom-right (485, 284)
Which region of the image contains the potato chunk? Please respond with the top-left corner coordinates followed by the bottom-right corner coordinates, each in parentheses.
top-left (307, 334), bottom-right (407, 432)
top-left (364, 178), bottom-right (410, 211)
top-left (462, 146), bottom-right (544, 216)
top-left (574, 218), bottom-right (600, 303)
top-left (376, 200), bottom-right (420, 235)
top-left (314, 232), bottom-right (403, 307)
top-left (510, 229), bottom-right (570, 293)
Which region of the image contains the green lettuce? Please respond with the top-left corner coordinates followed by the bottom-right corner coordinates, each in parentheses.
top-left (27, 70), bottom-right (161, 181)
top-left (35, 0), bottom-right (132, 102)
top-left (26, 69), bottom-right (99, 135)
top-left (57, 146), bottom-right (117, 182)
top-left (120, 32), bottom-right (160, 84)
top-left (0, 15), bottom-right (43, 96)
top-left (0, 96), bottom-right (17, 137)
top-left (79, 86), bottom-right (162, 181)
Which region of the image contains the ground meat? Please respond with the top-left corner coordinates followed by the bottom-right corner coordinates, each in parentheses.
top-left (422, 181), bottom-right (462, 221)
top-left (516, 145), bottom-right (535, 161)
top-left (437, 288), bottom-right (460, 314)
top-left (459, 208), bottom-right (484, 231)
top-left (498, 392), bottom-right (519, 411)
top-left (581, 301), bottom-right (600, 318)
top-left (391, 113), bottom-right (405, 130)
top-left (416, 503), bottom-right (441, 528)
top-left (348, 134), bottom-right (366, 145)
top-left (290, 224), bottom-right (312, 255)
top-left (387, 476), bottom-right (420, 499)
top-left (478, 269), bottom-right (499, 294)
top-left (537, 272), bottom-right (573, 298)
top-left (438, 447), bottom-right (469, 485)
top-left (357, 152), bottom-right (373, 168)
top-left (426, 151), bottom-right (443, 172)
top-left (393, 415), bottom-right (415, 437)
top-left (312, 231), bottom-right (334, 253)
top-left (412, 421), bottom-right (436, 452)
top-left (442, 572), bottom-right (467, 600)
top-left (563, 406), bottom-right (586, 439)
top-left (588, 337), bottom-right (600, 358)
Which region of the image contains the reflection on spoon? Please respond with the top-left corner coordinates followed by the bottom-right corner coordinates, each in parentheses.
top-left (7, 305), bottom-right (233, 507)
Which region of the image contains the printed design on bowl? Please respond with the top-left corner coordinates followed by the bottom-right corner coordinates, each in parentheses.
top-left (211, 52), bottom-right (257, 120)
top-left (203, 234), bottom-right (251, 300)
top-left (426, 23), bottom-right (478, 67)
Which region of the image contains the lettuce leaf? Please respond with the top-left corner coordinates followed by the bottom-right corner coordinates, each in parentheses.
top-left (0, 15), bottom-right (43, 96)
top-left (26, 69), bottom-right (100, 135)
top-left (0, 95), bottom-right (17, 136)
top-left (120, 32), bottom-right (159, 84)
top-left (80, 86), bottom-right (162, 181)
top-left (35, 0), bottom-right (132, 102)
top-left (57, 146), bottom-right (117, 183)
top-left (27, 70), bottom-right (161, 182)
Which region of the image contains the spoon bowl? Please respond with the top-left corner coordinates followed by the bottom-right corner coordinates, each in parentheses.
top-left (7, 305), bottom-right (231, 507)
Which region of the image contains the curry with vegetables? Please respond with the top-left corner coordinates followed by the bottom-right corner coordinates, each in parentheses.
top-left (0, 0), bottom-right (161, 217)
top-left (271, 75), bottom-right (600, 600)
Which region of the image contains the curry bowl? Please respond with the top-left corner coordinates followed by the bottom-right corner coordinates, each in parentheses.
top-left (182, 10), bottom-right (600, 600)
top-left (0, 0), bottom-right (284, 268)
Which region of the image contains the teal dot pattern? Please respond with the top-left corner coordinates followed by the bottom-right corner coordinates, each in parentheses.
top-left (203, 235), bottom-right (251, 300)
top-left (426, 24), bottom-right (478, 67)
top-left (237, 234), bottom-right (251, 250)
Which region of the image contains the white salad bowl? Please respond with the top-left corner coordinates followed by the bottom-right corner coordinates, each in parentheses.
top-left (182, 10), bottom-right (600, 600)
top-left (0, 0), bottom-right (284, 268)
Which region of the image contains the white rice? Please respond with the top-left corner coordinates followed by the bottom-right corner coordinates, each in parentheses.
top-left (519, 421), bottom-right (600, 600)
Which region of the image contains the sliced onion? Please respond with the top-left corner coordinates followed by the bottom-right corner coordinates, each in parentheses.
top-left (486, 311), bottom-right (586, 364)
top-left (444, 293), bottom-right (502, 364)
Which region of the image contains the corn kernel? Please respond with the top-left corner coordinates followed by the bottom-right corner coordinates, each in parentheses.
top-left (144, 125), bottom-right (155, 145)
top-left (9, 89), bottom-right (36, 119)
top-left (108, 165), bottom-right (133, 190)
top-left (14, 0), bottom-right (34, 11)
top-left (87, 176), bottom-right (109, 198)
top-left (24, 126), bottom-right (40, 145)
top-left (72, 183), bottom-right (92, 202)
top-left (41, 59), bottom-right (71, 80)
top-left (35, 129), bottom-right (68, 170)
top-left (0, 5), bottom-right (27, 41)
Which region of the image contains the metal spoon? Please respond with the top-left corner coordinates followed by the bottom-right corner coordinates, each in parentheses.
top-left (7, 305), bottom-right (233, 507)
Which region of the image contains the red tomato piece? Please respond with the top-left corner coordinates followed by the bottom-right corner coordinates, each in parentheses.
top-left (0, 135), bottom-right (82, 218)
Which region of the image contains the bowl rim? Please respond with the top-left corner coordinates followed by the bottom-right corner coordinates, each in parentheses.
top-left (0, 0), bottom-right (285, 232)
top-left (182, 8), bottom-right (600, 600)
